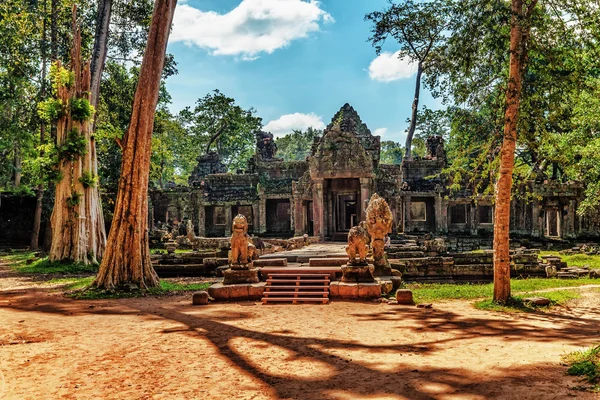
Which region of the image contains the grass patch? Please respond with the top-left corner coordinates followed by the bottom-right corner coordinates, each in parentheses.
top-left (150, 248), bottom-right (192, 254)
top-left (474, 289), bottom-right (580, 313)
top-left (562, 344), bottom-right (600, 391)
top-left (67, 280), bottom-right (212, 300)
top-left (539, 251), bottom-right (600, 269)
top-left (407, 278), bottom-right (598, 303)
top-left (16, 258), bottom-right (98, 275)
top-left (1, 250), bottom-right (98, 275)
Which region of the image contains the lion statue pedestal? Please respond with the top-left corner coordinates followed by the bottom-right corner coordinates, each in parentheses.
top-left (223, 214), bottom-right (259, 285)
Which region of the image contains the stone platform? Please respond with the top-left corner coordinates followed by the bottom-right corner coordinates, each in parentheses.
top-left (208, 282), bottom-right (266, 300)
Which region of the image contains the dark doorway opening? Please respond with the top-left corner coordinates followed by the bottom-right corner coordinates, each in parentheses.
top-left (266, 199), bottom-right (291, 234)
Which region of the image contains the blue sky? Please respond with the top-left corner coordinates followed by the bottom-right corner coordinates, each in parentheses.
top-left (165, 0), bottom-right (441, 143)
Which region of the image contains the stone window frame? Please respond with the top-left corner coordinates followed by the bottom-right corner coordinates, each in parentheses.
top-left (410, 201), bottom-right (427, 222)
top-left (477, 205), bottom-right (494, 225)
top-left (213, 206), bottom-right (226, 226)
top-left (449, 204), bottom-right (468, 225)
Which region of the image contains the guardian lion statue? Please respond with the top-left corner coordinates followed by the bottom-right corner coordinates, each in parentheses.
top-left (365, 194), bottom-right (393, 267)
top-left (346, 221), bottom-right (370, 264)
top-left (229, 214), bottom-right (258, 266)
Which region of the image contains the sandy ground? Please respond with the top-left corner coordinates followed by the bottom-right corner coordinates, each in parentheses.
top-left (1, 282), bottom-right (600, 400)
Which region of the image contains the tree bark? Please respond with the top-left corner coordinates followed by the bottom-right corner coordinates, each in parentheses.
top-left (13, 147), bottom-right (21, 187)
top-left (31, 0), bottom-right (48, 250)
top-left (49, 6), bottom-right (105, 264)
top-left (90, 0), bottom-right (112, 110)
top-left (493, 0), bottom-right (535, 302)
top-left (94, 0), bottom-right (177, 289)
top-left (405, 61), bottom-right (423, 160)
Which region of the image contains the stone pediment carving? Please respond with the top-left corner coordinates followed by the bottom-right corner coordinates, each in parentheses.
top-left (309, 124), bottom-right (374, 179)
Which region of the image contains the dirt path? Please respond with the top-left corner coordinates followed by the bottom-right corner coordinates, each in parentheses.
top-left (1, 285), bottom-right (599, 399)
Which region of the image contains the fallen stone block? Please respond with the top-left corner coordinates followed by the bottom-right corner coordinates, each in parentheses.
top-left (396, 289), bottom-right (414, 305)
top-left (192, 291), bottom-right (209, 305)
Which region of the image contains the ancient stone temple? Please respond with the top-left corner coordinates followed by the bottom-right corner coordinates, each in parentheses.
top-left (148, 103), bottom-right (600, 241)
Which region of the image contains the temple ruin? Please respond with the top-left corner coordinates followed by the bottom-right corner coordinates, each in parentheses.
top-left (149, 103), bottom-right (600, 244)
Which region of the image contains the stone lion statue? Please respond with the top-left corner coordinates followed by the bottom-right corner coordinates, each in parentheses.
top-left (229, 214), bottom-right (258, 265)
top-left (346, 222), bottom-right (370, 264)
top-left (365, 194), bottom-right (393, 266)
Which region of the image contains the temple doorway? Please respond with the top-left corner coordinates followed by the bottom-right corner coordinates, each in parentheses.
top-left (326, 178), bottom-right (361, 240)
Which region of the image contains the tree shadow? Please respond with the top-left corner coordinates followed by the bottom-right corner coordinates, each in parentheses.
top-left (1, 291), bottom-right (598, 399)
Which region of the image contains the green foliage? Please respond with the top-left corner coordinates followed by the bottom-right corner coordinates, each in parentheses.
top-left (380, 141), bottom-right (404, 164)
top-left (66, 192), bottom-right (82, 207)
top-left (49, 63), bottom-right (74, 94)
top-left (276, 127), bottom-right (322, 161)
top-left (70, 97), bottom-right (95, 122)
top-left (563, 344), bottom-right (600, 390)
top-left (38, 99), bottom-right (65, 122)
top-left (58, 129), bottom-right (87, 161)
top-left (79, 170), bottom-right (97, 188)
top-left (185, 89), bottom-right (262, 172)
top-left (3, 251), bottom-right (99, 274)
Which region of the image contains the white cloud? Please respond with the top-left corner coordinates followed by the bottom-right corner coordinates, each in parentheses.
top-left (368, 51), bottom-right (417, 82)
top-left (374, 127), bottom-right (387, 137)
top-left (171, 0), bottom-right (333, 60)
top-left (264, 113), bottom-right (325, 137)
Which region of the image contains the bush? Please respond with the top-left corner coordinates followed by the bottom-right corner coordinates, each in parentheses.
top-left (70, 97), bottom-right (95, 122)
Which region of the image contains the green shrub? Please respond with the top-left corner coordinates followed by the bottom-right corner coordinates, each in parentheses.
top-left (70, 97), bottom-right (95, 122)
top-left (58, 129), bottom-right (87, 161)
top-left (38, 99), bottom-right (65, 122)
top-left (79, 171), bottom-right (98, 188)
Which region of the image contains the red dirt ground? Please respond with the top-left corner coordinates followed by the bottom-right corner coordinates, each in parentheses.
top-left (1, 285), bottom-right (600, 399)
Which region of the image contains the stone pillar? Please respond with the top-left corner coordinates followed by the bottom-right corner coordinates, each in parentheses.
top-left (251, 202), bottom-right (259, 235)
top-left (469, 202), bottom-right (477, 236)
top-left (224, 206), bottom-right (233, 236)
top-left (197, 205), bottom-right (206, 237)
top-left (313, 179), bottom-right (325, 239)
top-left (360, 177), bottom-right (371, 222)
top-left (404, 195), bottom-right (412, 233)
top-left (293, 197), bottom-right (304, 236)
top-left (532, 200), bottom-right (542, 237)
top-left (258, 198), bottom-right (267, 234)
top-left (434, 194), bottom-right (444, 234)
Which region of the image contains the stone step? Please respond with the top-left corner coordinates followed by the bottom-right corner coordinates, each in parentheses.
top-left (265, 285), bottom-right (333, 290)
top-left (267, 278), bottom-right (329, 283)
top-left (253, 258), bottom-right (288, 267)
top-left (308, 258), bottom-right (347, 267)
top-left (263, 291), bottom-right (328, 296)
top-left (388, 252), bottom-right (425, 259)
top-left (262, 297), bottom-right (329, 304)
top-left (268, 273), bottom-right (330, 278)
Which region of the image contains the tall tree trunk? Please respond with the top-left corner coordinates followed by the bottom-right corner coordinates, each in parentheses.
top-left (94, 0), bottom-right (177, 289)
top-left (405, 61), bottom-right (423, 160)
top-left (90, 0), bottom-right (112, 110)
top-left (50, 0), bottom-right (57, 60)
top-left (13, 147), bottom-right (21, 186)
top-left (50, 7), bottom-right (103, 264)
top-left (493, 0), bottom-right (535, 302)
top-left (83, 0), bottom-right (113, 261)
top-left (31, 0), bottom-right (48, 250)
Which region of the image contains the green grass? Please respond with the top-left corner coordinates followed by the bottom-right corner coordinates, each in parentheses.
top-left (407, 278), bottom-right (599, 303)
top-left (150, 248), bottom-right (195, 254)
top-left (474, 290), bottom-right (580, 312)
top-left (1, 250), bottom-right (98, 275)
top-left (67, 280), bottom-right (212, 300)
top-left (539, 251), bottom-right (600, 269)
top-left (562, 344), bottom-right (600, 391)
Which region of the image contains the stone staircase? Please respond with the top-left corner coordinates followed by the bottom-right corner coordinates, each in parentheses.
top-left (262, 273), bottom-right (330, 304)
